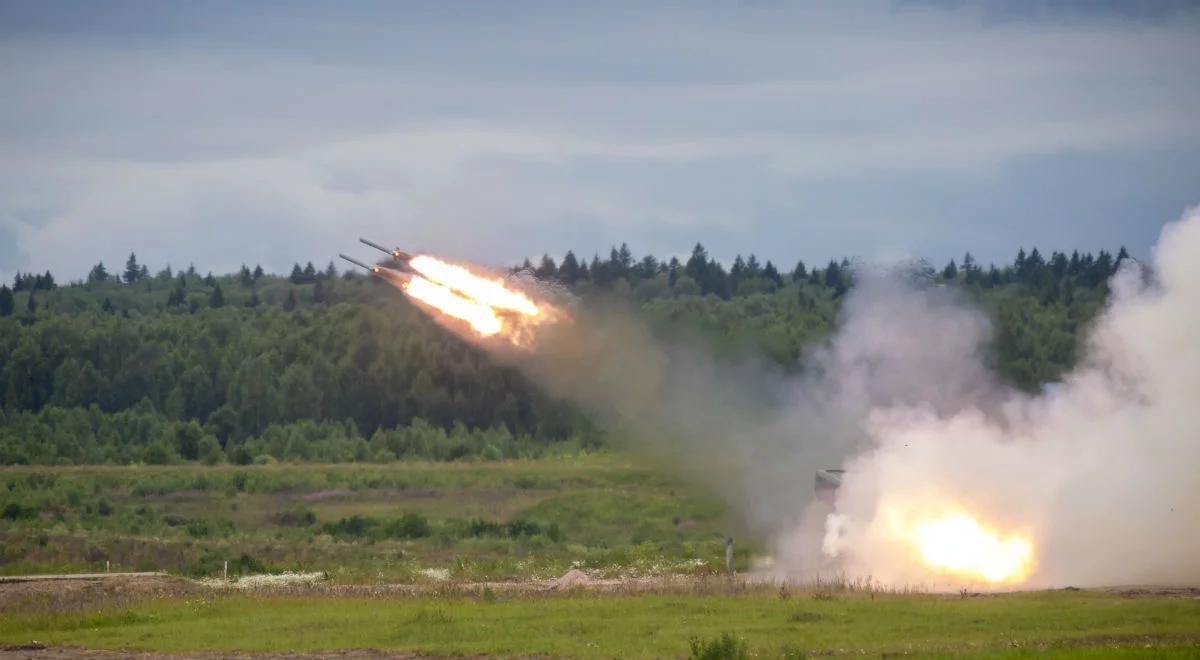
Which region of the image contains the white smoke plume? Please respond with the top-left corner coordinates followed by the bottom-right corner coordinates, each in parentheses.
top-left (439, 207), bottom-right (1200, 588)
top-left (811, 208), bottom-right (1200, 588)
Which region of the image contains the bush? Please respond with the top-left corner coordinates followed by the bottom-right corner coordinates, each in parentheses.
top-left (198, 435), bottom-right (223, 465)
top-left (181, 549), bottom-right (267, 578)
top-left (1, 502), bottom-right (35, 520)
top-left (463, 517), bottom-right (552, 539)
top-left (274, 508), bottom-right (317, 527)
top-left (323, 514), bottom-right (379, 540)
top-left (142, 441), bottom-right (175, 465)
top-left (386, 512), bottom-right (430, 539)
top-left (506, 519), bottom-right (542, 537)
top-left (161, 513), bottom-right (189, 527)
top-left (467, 518), bottom-right (504, 537)
top-left (689, 633), bottom-right (748, 660)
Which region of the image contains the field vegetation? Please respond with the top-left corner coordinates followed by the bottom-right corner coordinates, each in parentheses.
top-left (0, 457), bottom-right (737, 582)
top-left (2, 585), bottom-right (1197, 658)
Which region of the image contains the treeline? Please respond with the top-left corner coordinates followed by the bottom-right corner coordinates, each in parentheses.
top-left (513, 243), bottom-right (1129, 302)
top-left (0, 243), bottom-right (1129, 464)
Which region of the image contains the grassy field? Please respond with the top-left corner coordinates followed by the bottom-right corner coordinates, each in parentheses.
top-left (0, 456), bottom-right (740, 582)
top-left (5, 458), bottom-right (1198, 658)
top-left (1, 586), bottom-right (1197, 658)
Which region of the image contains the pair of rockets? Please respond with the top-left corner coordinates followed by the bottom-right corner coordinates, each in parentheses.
top-left (339, 239), bottom-right (415, 277)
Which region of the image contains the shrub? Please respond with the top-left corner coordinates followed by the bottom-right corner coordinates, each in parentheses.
top-left (505, 519), bottom-right (542, 537)
top-left (181, 549), bottom-right (267, 578)
top-left (142, 441), bottom-right (175, 465)
top-left (467, 518), bottom-right (504, 537)
top-left (689, 633), bottom-right (748, 660)
top-left (161, 513), bottom-right (189, 527)
top-left (323, 514), bottom-right (379, 540)
top-left (386, 512), bottom-right (430, 539)
top-left (274, 508), bottom-right (317, 527)
top-left (1, 502), bottom-right (35, 520)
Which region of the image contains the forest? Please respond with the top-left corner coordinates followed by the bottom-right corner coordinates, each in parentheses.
top-left (0, 243), bottom-right (1126, 465)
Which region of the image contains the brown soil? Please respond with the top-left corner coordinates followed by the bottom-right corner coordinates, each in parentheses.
top-left (0, 648), bottom-right (501, 659)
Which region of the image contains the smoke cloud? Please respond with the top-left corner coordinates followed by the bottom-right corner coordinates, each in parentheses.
top-left (440, 206), bottom-right (1200, 588)
top-left (819, 208), bottom-right (1200, 587)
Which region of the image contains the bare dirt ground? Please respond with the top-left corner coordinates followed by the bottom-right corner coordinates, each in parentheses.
top-left (0, 647), bottom-right (502, 659)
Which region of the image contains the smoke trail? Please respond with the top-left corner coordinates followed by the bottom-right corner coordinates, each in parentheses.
top-left (441, 207), bottom-right (1199, 587)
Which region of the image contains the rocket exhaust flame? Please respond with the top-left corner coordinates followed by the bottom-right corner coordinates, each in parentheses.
top-left (343, 240), bottom-right (564, 345)
top-left (403, 276), bottom-right (504, 337)
top-left (407, 256), bottom-right (540, 316)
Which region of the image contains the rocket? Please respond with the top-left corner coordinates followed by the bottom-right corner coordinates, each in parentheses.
top-left (338, 253), bottom-right (413, 286)
top-left (337, 253), bottom-right (383, 274)
top-left (339, 237), bottom-right (421, 278)
top-left (359, 238), bottom-right (415, 268)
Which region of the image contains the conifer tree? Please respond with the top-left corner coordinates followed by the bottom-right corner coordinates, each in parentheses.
top-left (0, 285), bottom-right (13, 316)
top-left (88, 262), bottom-right (110, 284)
top-left (124, 253), bottom-right (142, 283)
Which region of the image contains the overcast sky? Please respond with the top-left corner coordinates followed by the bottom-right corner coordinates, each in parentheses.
top-left (2, 1), bottom-right (1199, 281)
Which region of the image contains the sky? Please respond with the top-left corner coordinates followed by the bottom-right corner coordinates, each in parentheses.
top-left (2, 0), bottom-right (1199, 282)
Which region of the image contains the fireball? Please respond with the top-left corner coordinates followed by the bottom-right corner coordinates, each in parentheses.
top-left (896, 509), bottom-right (1034, 584)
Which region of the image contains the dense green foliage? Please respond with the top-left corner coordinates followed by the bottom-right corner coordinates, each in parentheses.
top-left (1, 245), bottom-right (1127, 465)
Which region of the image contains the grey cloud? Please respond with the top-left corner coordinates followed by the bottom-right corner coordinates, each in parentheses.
top-left (1, 2), bottom-right (1198, 279)
top-left (897, 0), bottom-right (1200, 24)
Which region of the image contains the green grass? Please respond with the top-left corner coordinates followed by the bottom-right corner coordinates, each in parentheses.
top-left (2, 589), bottom-right (1197, 658)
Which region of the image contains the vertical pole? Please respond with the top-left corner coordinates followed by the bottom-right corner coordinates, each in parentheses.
top-left (223, 560), bottom-right (229, 582)
top-left (725, 537), bottom-right (734, 577)
top-left (106, 560), bottom-right (110, 574)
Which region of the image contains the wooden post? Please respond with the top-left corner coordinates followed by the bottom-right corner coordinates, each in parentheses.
top-left (105, 560), bottom-right (110, 573)
top-left (223, 560), bottom-right (229, 582)
top-left (725, 537), bottom-right (734, 576)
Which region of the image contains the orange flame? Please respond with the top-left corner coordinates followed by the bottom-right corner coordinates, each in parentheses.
top-left (409, 255), bottom-right (540, 316)
top-left (394, 255), bottom-right (560, 344)
top-left (403, 275), bottom-right (504, 337)
top-left (891, 508), bottom-right (1034, 584)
